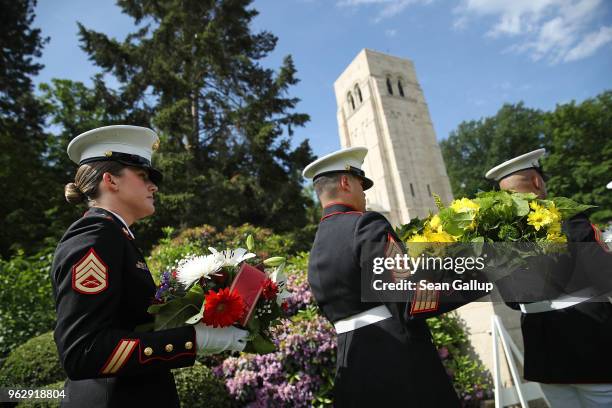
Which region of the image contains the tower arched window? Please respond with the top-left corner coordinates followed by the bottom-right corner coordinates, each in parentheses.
top-left (347, 92), bottom-right (355, 110)
top-left (386, 77), bottom-right (393, 95)
top-left (398, 79), bottom-right (405, 97)
top-left (355, 84), bottom-right (363, 103)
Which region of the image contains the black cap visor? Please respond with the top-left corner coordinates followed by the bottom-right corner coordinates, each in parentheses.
top-left (80, 152), bottom-right (163, 185)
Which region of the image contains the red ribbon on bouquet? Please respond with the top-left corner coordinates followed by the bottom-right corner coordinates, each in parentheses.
top-left (230, 263), bottom-right (267, 326)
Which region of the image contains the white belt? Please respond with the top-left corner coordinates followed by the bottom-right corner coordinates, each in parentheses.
top-left (519, 288), bottom-right (609, 314)
top-left (334, 305), bottom-right (392, 334)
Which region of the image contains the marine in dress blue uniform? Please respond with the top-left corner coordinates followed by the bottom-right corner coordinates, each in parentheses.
top-left (52, 207), bottom-right (197, 407)
top-left (303, 147), bottom-right (479, 407)
top-left (52, 126), bottom-right (247, 407)
top-left (486, 149), bottom-right (612, 407)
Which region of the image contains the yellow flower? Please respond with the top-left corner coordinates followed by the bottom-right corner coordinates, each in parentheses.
top-left (547, 221), bottom-right (562, 235)
top-left (529, 201), bottom-right (542, 211)
top-left (546, 202), bottom-right (561, 222)
top-left (428, 214), bottom-right (443, 233)
top-left (407, 233), bottom-right (429, 257)
top-left (408, 233), bottom-right (428, 243)
top-left (426, 230), bottom-right (456, 243)
top-left (546, 232), bottom-right (567, 243)
top-left (450, 198), bottom-right (480, 213)
top-left (528, 208), bottom-right (554, 231)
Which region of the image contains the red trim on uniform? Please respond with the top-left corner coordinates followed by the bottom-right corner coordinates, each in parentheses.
top-left (384, 233), bottom-right (396, 255)
top-left (99, 338), bottom-right (139, 375)
top-left (591, 224), bottom-right (611, 253)
top-left (320, 211), bottom-right (363, 222)
top-left (71, 248), bottom-right (109, 295)
top-left (138, 349), bottom-right (196, 364)
top-left (323, 202), bottom-right (358, 211)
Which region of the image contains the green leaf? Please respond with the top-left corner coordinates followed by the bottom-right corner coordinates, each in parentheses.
top-left (154, 299), bottom-right (201, 330)
top-left (243, 332), bottom-right (277, 354)
top-left (149, 287), bottom-right (204, 330)
top-left (246, 317), bottom-right (261, 332)
top-left (440, 208), bottom-right (474, 236)
top-left (511, 195), bottom-right (530, 217)
top-left (551, 196), bottom-right (597, 219)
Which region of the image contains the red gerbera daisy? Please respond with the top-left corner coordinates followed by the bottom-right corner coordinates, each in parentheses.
top-left (202, 288), bottom-right (245, 327)
top-left (262, 279), bottom-right (278, 300)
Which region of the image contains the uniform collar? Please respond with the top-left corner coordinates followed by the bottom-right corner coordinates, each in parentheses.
top-left (85, 207), bottom-right (135, 239)
top-left (322, 202), bottom-right (360, 218)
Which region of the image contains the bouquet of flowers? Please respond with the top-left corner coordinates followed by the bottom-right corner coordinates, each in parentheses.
top-left (396, 191), bottom-right (596, 276)
top-left (148, 235), bottom-right (291, 354)
top-left (397, 190), bottom-right (594, 245)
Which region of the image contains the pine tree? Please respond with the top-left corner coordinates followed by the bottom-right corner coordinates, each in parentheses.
top-left (77, 0), bottom-right (314, 245)
top-left (0, 0), bottom-right (51, 256)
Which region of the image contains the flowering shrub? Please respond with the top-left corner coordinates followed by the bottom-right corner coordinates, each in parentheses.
top-left (428, 314), bottom-right (492, 405)
top-left (214, 310), bottom-right (336, 407)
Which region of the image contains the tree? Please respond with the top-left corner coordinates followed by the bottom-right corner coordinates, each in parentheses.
top-left (74, 0), bottom-right (314, 247)
top-left (0, 0), bottom-right (50, 256)
top-left (543, 92), bottom-right (612, 223)
top-left (440, 103), bottom-right (546, 198)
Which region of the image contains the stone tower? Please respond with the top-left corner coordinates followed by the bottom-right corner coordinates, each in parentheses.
top-left (334, 49), bottom-right (453, 226)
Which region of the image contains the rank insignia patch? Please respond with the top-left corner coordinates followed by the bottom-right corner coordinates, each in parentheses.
top-left (72, 248), bottom-right (108, 294)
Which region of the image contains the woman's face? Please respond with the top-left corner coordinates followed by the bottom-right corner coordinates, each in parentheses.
top-left (113, 167), bottom-right (158, 221)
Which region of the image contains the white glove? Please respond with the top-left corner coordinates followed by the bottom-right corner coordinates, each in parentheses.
top-left (194, 323), bottom-right (248, 354)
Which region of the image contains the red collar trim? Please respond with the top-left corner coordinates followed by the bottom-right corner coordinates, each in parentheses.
top-left (323, 202), bottom-right (358, 211)
top-left (320, 211), bottom-right (363, 222)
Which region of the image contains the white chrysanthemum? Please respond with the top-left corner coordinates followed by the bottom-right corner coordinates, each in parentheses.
top-left (175, 253), bottom-right (224, 287)
top-left (208, 247), bottom-right (255, 267)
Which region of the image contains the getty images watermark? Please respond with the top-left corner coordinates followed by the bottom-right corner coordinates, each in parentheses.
top-left (371, 253), bottom-right (493, 292)
top-left (360, 241), bottom-right (612, 303)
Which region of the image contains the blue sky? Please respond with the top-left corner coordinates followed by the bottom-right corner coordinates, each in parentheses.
top-left (34, 0), bottom-right (612, 157)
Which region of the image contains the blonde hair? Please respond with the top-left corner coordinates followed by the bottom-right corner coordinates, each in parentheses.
top-left (64, 161), bottom-right (125, 205)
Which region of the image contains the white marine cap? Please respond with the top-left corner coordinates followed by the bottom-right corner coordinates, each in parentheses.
top-left (607, 181), bottom-right (612, 189)
top-left (302, 146), bottom-right (373, 190)
top-left (67, 125), bottom-right (162, 183)
top-left (485, 148), bottom-right (546, 182)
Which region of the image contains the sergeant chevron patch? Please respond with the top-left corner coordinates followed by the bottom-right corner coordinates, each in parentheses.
top-left (100, 339), bottom-right (138, 375)
top-left (72, 248), bottom-right (108, 294)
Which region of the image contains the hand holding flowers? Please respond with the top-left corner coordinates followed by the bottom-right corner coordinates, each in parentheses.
top-left (148, 236), bottom-right (289, 354)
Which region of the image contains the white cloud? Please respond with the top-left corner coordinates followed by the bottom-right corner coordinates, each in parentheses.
top-left (455, 0), bottom-right (611, 63)
top-left (337, 0), bottom-right (433, 22)
top-left (337, 0), bottom-right (611, 63)
top-left (564, 25), bottom-right (612, 61)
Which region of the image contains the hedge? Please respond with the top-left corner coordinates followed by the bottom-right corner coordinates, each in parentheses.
top-left (0, 332), bottom-right (64, 388)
